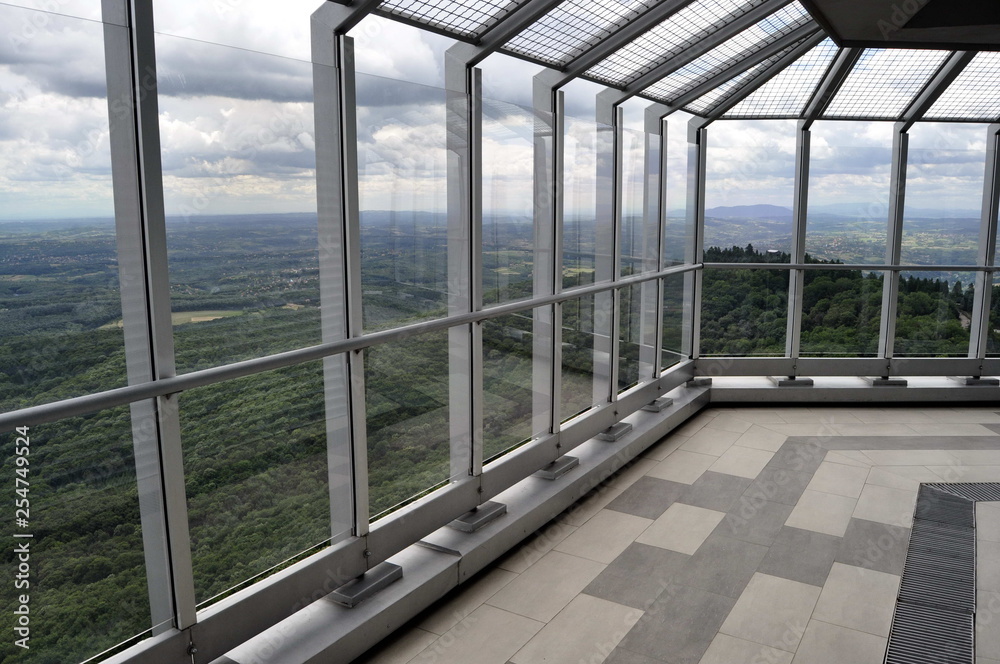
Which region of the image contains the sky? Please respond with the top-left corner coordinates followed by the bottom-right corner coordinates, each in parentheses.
top-left (0, 0), bottom-right (993, 220)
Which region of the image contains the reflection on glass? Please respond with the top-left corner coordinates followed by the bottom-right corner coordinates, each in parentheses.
top-left (155, 34), bottom-right (321, 372)
top-left (564, 116), bottom-right (599, 290)
top-left (806, 122), bottom-right (892, 263)
top-left (357, 72), bottom-right (449, 330)
top-left (0, 7), bottom-right (125, 412)
top-left (366, 330), bottom-right (452, 518)
top-left (483, 312), bottom-right (535, 461)
top-left (0, 407), bottom-right (151, 664)
top-left (664, 116), bottom-right (693, 267)
top-left (179, 362), bottom-right (331, 605)
top-left (800, 269), bottom-right (882, 357)
top-left (618, 283), bottom-right (644, 391)
top-left (561, 294), bottom-right (597, 421)
top-left (621, 128), bottom-right (646, 276)
top-left (701, 269), bottom-right (789, 356)
top-left (662, 274), bottom-right (687, 370)
top-left (901, 124), bottom-right (986, 267)
top-left (482, 98), bottom-right (538, 306)
top-left (893, 272), bottom-right (974, 357)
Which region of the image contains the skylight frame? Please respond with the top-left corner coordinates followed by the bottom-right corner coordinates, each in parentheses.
top-left (924, 52), bottom-right (1000, 122)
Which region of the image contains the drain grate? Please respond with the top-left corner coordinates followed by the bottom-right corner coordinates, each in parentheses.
top-left (884, 482), bottom-right (1000, 664)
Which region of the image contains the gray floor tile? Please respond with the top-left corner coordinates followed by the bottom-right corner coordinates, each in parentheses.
top-left (678, 471), bottom-right (753, 512)
top-left (716, 499), bottom-right (794, 546)
top-left (757, 526), bottom-right (842, 587)
top-left (676, 532), bottom-right (769, 599)
top-left (742, 467), bottom-right (814, 507)
top-left (836, 518), bottom-right (911, 575)
top-left (583, 543), bottom-right (689, 610)
top-left (601, 647), bottom-right (667, 664)
top-left (765, 440), bottom-right (828, 474)
top-left (606, 476), bottom-right (688, 520)
top-left (617, 583), bottom-right (736, 664)
top-left (790, 620), bottom-right (887, 664)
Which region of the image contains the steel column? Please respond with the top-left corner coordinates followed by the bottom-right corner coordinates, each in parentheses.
top-left (786, 122), bottom-right (810, 363)
top-left (687, 119), bottom-right (708, 359)
top-left (970, 124), bottom-right (1000, 361)
top-left (878, 124), bottom-right (909, 364)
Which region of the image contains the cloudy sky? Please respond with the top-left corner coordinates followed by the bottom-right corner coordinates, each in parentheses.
top-left (0, 1), bottom-right (991, 221)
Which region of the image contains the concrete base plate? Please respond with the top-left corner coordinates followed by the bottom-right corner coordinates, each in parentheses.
top-left (328, 562), bottom-right (403, 608)
top-left (949, 376), bottom-right (1000, 386)
top-left (687, 377), bottom-right (712, 387)
top-left (597, 422), bottom-right (633, 442)
top-left (642, 397), bottom-right (674, 413)
top-left (448, 501), bottom-right (507, 533)
top-left (534, 455), bottom-right (579, 480)
top-left (769, 376), bottom-right (814, 387)
top-left (863, 376), bottom-right (908, 387)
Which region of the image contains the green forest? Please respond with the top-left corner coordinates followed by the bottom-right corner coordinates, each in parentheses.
top-left (1, 216), bottom-right (997, 664)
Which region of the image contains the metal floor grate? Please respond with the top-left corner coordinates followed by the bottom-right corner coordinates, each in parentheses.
top-left (884, 482), bottom-right (1000, 664)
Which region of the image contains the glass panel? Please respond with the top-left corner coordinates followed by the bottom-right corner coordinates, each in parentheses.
top-left (618, 282), bottom-right (656, 391)
top-left (377, 0), bottom-right (530, 40)
top-left (664, 115), bottom-right (693, 267)
top-left (482, 97), bottom-right (537, 307)
top-left (2, 0), bottom-right (100, 20)
top-left (561, 294), bottom-right (598, 421)
top-left (0, 407), bottom-right (153, 663)
top-left (357, 72), bottom-right (449, 331)
top-left (563, 115), bottom-right (603, 289)
top-left (926, 52), bottom-right (1000, 122)
top-left (893, 271), bottom-right (974, 357)
top-left (701, 268), bottom-right (789, 356)
top-left (179, 362), bottom-right (331, 605)
top-left (155, 35), bottom-right (321, 372)
top-left (799, 269), bottom-right (883, 357)
top-left (901, 124), bottom-right (986, 267)
top-left (366, 330), bottom-right (452, 519)
top-left (825, 49), bottom-right (950, 120)
top-left (483, 310), bottom-right (539, 461)
top-left (0, 7), bottom-right (125, 412)
top-left (806, 122), bottom-right (893, 263)
top-left (621, 127), bottom-right (647, 276)
top-left (661, 273), bottom-right (687, 370)
top-left (704, 120), bottom-right (795, 262)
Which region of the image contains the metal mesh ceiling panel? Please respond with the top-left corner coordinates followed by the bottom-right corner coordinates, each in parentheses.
top-left (503, 0), bottom-right (660, 67)
top-left (583, 0), bottom-right (769, 87)
top-left (376, 0), bottom-right (528, 39)
top-left (724, 38), bottom-right (839, 118)
top-left (640, 2), bottom-right (812, 104)
top-left (824, 48), bottom-right (950, 119)
top-left (682, 41), bottom-right (806, 115)
top-left (924, 52), bottom-right (1000, 121)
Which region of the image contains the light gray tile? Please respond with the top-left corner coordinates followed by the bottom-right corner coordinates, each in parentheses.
top-left (487, 551), bottom-right (605, 623)
top-left (823, 450), bottom-right (872, 468)
top-left (640, 434), bottom-right (687, 462)
top-left (860, 449), bottom-right (960, 466)
top-left (681, 428), bottom-right (742, 456)
top-left (853, 484), bottom-right (915, 528)
top-left (409, 605), bottom-right (543, 664)
top-left (510, 595), bottom-right (641, 664)
top-left (720, 573), bottom-right (821, 652)
top-left (979, 590), bottom-right (1000, 660)
top-left (351, 628), bottom-right (438, 664)
top-left (812, 563), bottom-right (900, 637)
top-left (979, 503), bottom-right (1000, 543)
top-left (865, 465), bottom-right (943, 492)
top-left (646, 450), bottom-right (717, 485)
top-left (709, 446), bottom-right (774, 479)
top-left (704, 415), bottom-right (754, 434)
top-left (418, 567), bottom-right (518, 635)
top-left (636, 503), bottom-right (726, 555)
top-left (497, 520), bottom-right (577, 574)
top-left (735, 424), bottom-right (788, 452)
top-left (785, 489), bottom-right (857, 538)
top-left (790, 620), bottom-right (887, 664)
top-left (907, 423), bottom-right (997, 436)
top-left (806, 461), bottom-right (870, 499)
top-left (559, 459), bottom-right (658, 527)
top-left (699, 633), bottom-right (793, 664)
top-left (555, 509), bottom-right (651, 564)
top-left (982, 541), bottom-right (1000, 594)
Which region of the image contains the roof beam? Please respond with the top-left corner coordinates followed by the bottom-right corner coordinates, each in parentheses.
top-left (898, 51), bottom-right (976, 131)
top-left (313, 0), bottom-right (383, 36)
top-left (449, 0), bottom-right (566, 66)
top-left (800, 46), bottom-right (862, 127)
top-left (701, 31), bottom-right (827, 122)
top-left (659, 24), bottom-right (820, 111)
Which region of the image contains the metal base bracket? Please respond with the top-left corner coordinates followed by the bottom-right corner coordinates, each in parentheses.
top-left (327, 562), bottom-right (402, 608)
top-left (534, 455), bottom-right (579, 480)
top-left (863, 376), bottom-right (908, 387)
top-left (687, 377), bottom-right (712, 387)
top-left (448, 501), bottom-right (507, 533)
top-left (642, 397), bottom-right (674, 412)
top-left (597, 422), bottom-right (633, 442)
top-left (949, 376), bottom-right (1000, 386)
top-left (769, 376), bottom-right (814, 387)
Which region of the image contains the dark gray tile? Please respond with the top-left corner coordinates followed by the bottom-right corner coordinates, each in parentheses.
top-left (765, 440), bottom-right (826, 474)
top-left (757, 525), bottom-right (841, 587)
top-left (606, 476), bottom-right (688, 520)
top-left (601, 647), bottom-right (667, 664)
top-left (676, 533), bottom-right (769, 599)
top-left (617, 583), bottom-right (736, 664)
top-left (583, 543), bottom-right (689, 610)
top-left (677, 471), bottom-right (753, 513)
top-left (715, 499), bottom-right (794, 546)
top-left (836, 517), bottom-right (911, 575)
top-left (742, 467), bottom-right (813, 507)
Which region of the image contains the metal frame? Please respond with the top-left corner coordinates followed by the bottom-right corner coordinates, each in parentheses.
top-left (877, 124), bottom-right (908, 364)
top-left (687, 117), bottom-right (709, 359)
top-left (971, 124), bottom-right (1000, 362)
top-left (785, 122), bottom-right (810, 365)
top-left (801, 47), bottom-right (862, 127)
top-left (643, 104), bottom-right (670, 378)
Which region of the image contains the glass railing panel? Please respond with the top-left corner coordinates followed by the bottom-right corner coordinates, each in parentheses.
top-left (178, 361), bottom-right (332, 605)
top-left (799, 269), bottom-right (883, 357)
top-left (618, 283), bottom-right (644, 392)
top-left (0, 7), bottom-right (126, 412)
top-left (154, 34), bottom-right (321, 372)
top-left (701, 268), bottom-right (789, 356)
top-left (0, 406), bottom-right (155, 664)
top-left (561, 293), bottom-right (599, 421)
top-left (661, 273), bottom-right (687, 370)
top-left (893, 271), bottom-right (975, 357)
top-left (563, 114), bottom-right (615, 290)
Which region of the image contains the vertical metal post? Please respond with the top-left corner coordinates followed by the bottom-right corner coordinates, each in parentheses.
top-left (970, 124), bottom-right (1000, 362)
top-left (101, 0), bottom-right (196, 632)
top-left (592, 96), bottom-right (617, 403)
top-left (686, 119), bottom-right (708, 359)
top-left (786, 121), bottom-right (810, 366)
top-left (532, 74), bottom-right (560, 436)
top-left (610, 106), bottom-right (624, 397)
top-left (878, 124), bottom-right (908, 365)
top-left (641, 105), bottom-right (669, 379)
top-left (445, 48), bottom-right (482, 477)
top-left (312, 7), bottom-right (365, 540)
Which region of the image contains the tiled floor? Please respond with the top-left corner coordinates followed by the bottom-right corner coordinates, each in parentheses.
top-left (354, 405), bottom-right (1000, 664)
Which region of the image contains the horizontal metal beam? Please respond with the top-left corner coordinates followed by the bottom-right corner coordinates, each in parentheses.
top-left (696, 356), bottom-right (1000, 378)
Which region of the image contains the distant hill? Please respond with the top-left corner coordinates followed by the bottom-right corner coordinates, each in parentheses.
top-left (705, 204), bottom-right (793, 219)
